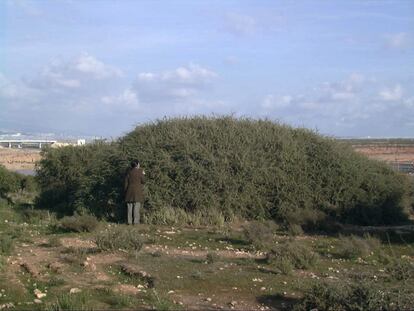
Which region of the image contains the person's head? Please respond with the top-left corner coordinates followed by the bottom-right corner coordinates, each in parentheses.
top-left (130, 160), bottom-right (139, 168)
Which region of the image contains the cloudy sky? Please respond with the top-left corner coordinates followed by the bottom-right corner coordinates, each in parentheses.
top-left (1, 0), bottom-right (413, 137)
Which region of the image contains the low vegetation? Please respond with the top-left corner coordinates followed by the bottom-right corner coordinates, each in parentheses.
top-left (266, 240), bottom-right (319, 274)
top-left (294, 281), bottom-right (414, 311)
top-left (0, 164), bottom-right (37, 200)
top-left (58, 214), bottom-right (99, 233)
top-left (94, 225), bottom-right (144, 252)
top-left (0, 235), bottom-right (14, 255)
top-left (335, 234), bottom-right (381, 259)
top-left (242, 220), bottom-right (279, 250)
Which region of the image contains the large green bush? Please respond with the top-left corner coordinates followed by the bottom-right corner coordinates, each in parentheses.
top-left (0, 165), bottom-right (20, 198)
top-left (36, 117), bottom-right (412, 225)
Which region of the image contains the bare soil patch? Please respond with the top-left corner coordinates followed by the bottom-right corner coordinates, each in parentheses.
top-left (353, 145), bottom-right (414, 163)
top-left (0, 148), bottom-right (41, 171)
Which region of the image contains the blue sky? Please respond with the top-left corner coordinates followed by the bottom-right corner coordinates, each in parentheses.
top-left (1, 0), bottom-right (413, 137)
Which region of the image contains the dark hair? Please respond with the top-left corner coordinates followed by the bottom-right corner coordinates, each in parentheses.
top-left (130, 160), bottom-right (139, 168)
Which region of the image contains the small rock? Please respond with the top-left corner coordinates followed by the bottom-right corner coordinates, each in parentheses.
top-left (229, 301), bottom-right (237, 307)
top-left (0, 303), bottom-right (15, 310)
top-left (167, 290), bottom-right (175, 294)
top-left (205, 297), bottom-right (212, 302)
top-left (260, 287), bottom-right (266, 291)
top-left (33, 289), bottom-right (46, 299)
top-left (69, 288), bottom-right (81, 294)
top-left (33, 299), bottom-right (42, 304)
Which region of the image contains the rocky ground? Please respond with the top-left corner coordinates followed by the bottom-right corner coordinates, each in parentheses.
top-left (0, 201), bottom-right (413, 310)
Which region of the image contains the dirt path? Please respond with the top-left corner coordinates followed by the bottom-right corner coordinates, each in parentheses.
top-left (144, 244), bottom-right (266, 259)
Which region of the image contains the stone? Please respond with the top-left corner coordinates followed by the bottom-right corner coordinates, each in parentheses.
top-left (0, 303), bottom-right (15, 310)
top-left (69, 288), bottom-right (81, 294)
top-left (33, 289), bottom-right (46, 299)
top-left (33, 299), bottom-right (42, 304)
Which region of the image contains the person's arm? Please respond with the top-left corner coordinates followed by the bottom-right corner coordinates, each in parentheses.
top-left (124, 171), bottom-right (129, 191)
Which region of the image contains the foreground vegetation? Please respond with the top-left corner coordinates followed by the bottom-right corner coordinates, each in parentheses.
top-left (36, 117), bottom-right (413, 228)
top-left (0, 197), bottom-right (413, 310)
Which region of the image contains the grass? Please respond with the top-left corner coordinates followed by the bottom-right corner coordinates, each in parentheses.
top-left (94, 225), bottom-right (144, 253)
top-left (335, 234), bottom-right (381, 259)
top-left (0, 199), bottom-right (413, 310)
top-left (266, 240), bottom-right (319, 273)
top-left (242, 220), bottom-right (278, 250)
top-left (293, 281), bottom-right (414, 311)
top-left (58, 214), bottom-right (99, 233)
top-left (0, 236), bottom-right (14, 255)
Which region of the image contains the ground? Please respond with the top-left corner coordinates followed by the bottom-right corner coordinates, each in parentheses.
top-left (0, 200), bottom-right (413, 310)
top-left (0, 149), bottom-right (41, 172)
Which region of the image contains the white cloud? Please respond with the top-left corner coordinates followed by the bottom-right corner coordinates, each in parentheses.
top-left (379, 84), bottom-right (403, 101)
top-left (134, 64), bottom-right (218, 104)
top-left (384, 32), bottom-right (411, 50)
top-left (0, 72), bottom-right (38, 101)
top-left (258, 74), bottom-right (414, 136)
top-left (74, 53), bottom-right (123, 79)
top-left (138, 64), bottom-right (217, 85)
top-left (102, 88), bottom-right (139, 108)
top-left (262, 94), bottom-right (293, 109)
top-left (26, 54), bottom-right (123, 93)
top-left (0, 73), bottom-right (21, 99)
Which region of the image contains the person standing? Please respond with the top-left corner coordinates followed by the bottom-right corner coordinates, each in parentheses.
top-left (124, 160), bottom-right (145, 224)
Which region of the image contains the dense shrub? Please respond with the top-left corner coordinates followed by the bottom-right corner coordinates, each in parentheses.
top-left (386, 258), bottom-right (414, 281)
top-left (59, 214), bottom-right (99, 233)
top-left (266, 240), bottom-right (319, 273)
top-left (0, 165), bottom-right (20, 198)
top-left (36, 142), bottom-right (125, 218)
top-left (95, 226), bottom-right (143, 252)
top-left (36, 117), bottom-right (412, 225)
top-left (293, 281), bottom-right (414, 311)
top-left (0, 165), bottom-right (38, 200)
top-left (335, 234), bottom-right (381, 259)
top-left (242, 220), bottom-right (278, 249)
top-left (21, 208), bottom-right (51, 224)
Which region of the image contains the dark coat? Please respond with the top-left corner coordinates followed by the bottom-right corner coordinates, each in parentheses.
top-left (124, 167), bottom-right (145, 203)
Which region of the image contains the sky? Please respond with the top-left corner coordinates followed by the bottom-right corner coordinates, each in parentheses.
top-left (0, 0), bottom-right (413, 138)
